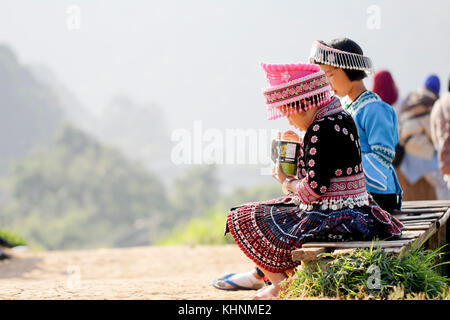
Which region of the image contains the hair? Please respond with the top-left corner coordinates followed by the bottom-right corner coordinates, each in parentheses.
top-left (314, 38), bottom-right (368, 81)
top-left (448, 75), bottom-right (450, 92)
top-left (279, 99), bottom-right (307, 114)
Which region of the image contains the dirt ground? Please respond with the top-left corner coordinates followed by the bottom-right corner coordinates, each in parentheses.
top-left (0, 245), bottom-right (261, 300)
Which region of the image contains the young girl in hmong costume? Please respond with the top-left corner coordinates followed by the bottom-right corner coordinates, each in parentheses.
top-left (224, 62), bottom-right (404, 299)
top-left (309, 38), bottom-right (403, 213)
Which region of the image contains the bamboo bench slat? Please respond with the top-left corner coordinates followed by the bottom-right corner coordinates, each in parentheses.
top-left (438, 208), bottom-right (450, 228)
top-left (395, 212), bottom-right (445, 221)
top-left (394, 208), bottom-right (448, 215)
top-left (401, 220), bottom-right (433, 225)
top-left (400, 200), bottom-right (450, 208)
top-left (403, 225), bottom-right (432, 231)
top-left (399, 230), bottom-right (425, 240)
top-left (301, 239), bottom-right (413, 249)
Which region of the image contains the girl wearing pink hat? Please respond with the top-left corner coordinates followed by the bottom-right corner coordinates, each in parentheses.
top-left (222, 62), bottom-right (403, 299)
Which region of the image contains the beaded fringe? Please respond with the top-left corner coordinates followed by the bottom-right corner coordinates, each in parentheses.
top-left (289, 192), bottom-right (372, 211)
top-left (268, 90), bottom-right (331, 120)
top-left (309, 40), bottom-right (374, 74)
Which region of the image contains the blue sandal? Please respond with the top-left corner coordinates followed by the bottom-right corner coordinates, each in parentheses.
top-left (212, 273), bottom-right (264, 291)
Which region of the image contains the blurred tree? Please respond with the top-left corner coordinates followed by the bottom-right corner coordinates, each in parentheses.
top-left (158, 182), bottom-right (282, 245)
top-left (168, 164), bottom-right (220, 222)
top-left (0, 124), bottom-right (170, 250)
top-left (218, 182), bottom-right (282, 210)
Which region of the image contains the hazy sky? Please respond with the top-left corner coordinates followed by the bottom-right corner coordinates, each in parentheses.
top-left (1, 0), bottom-right (449, 134)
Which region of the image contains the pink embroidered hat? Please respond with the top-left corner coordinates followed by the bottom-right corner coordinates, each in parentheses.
top-left (261, 63), bottom-right (332, 120)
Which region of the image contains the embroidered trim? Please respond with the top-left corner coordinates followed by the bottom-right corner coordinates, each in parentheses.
top-left (296, 177), bottom-right (321, 203)
top-left (295, 173), bottom-right (369, 211)
top-left (371, 145), bottom-right (395, 168)
top-left (312, 96), bottom-right (343, 122)
top-left (263, 74), bottom-right (327, 98)
top-left (322, 172), bottom-right (366, 197)
top-left (342, 91), bottom-right (381, 117)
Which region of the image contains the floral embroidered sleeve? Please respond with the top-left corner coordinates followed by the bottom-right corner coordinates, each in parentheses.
top-left (295, 121), bottom-right (331, 203)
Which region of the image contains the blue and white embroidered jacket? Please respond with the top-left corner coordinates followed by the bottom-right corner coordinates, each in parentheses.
top-left (342, 91), bottom-right (402, 195)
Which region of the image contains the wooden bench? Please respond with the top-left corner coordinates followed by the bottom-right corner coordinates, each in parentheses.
top-left (291, 200), bottom-right (450, 274)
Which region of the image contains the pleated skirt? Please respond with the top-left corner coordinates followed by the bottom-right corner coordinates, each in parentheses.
top-left (225, 195), bottom-right (404, 273)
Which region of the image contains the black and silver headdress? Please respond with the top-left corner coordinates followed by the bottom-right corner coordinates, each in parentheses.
top-left (309, 40), bottom-right (374, 75)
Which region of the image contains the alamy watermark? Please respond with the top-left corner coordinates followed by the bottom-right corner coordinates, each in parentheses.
top-left (171, 120), bottom-right (281, 175)
top-left (66, 5), bottom-right (82, 30)
top-left (366, 264), bottom-right (382, 290)
top-left (66, 265), bottom-right (82, 290)
top-left (366, 5), bottom-right (381, 30)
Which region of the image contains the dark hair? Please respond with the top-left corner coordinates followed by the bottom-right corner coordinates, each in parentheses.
top-left (317, 38), bottom-right (368, 82)
top-left (448, 75), bottom-right (450, 92)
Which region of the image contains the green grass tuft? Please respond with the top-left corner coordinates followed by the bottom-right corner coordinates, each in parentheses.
top-left (281, 242), bottom-right (450, 300)
top-left (0, 228), bottom-right (27, 248)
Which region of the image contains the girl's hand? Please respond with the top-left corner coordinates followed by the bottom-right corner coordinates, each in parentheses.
top-left (272, 161), bottom-right (287, 184)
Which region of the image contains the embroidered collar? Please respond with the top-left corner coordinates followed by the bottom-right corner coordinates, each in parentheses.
top-left (341, 91), bottom-right (381, 116)
top-left (312, 96), bottom-right (343, 122)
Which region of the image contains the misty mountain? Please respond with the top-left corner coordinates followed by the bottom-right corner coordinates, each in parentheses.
top-left (93, 95), bottom-right (172, 175)
top-left (0, 45), bottom-right (62, 174)
top-left (29, 65), bottom-right (176, 183)
top-left (29, 64), bottom-right (97, 134)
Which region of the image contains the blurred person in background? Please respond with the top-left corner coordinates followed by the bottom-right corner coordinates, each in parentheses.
top-left (372, 69), bottom-right (436, 200)
top-left (397, 74), bottom-right (450, 200)
top-left (430, 76), bottom-right (450, 193)
top-left (372, 70), bottom-right (400, 113)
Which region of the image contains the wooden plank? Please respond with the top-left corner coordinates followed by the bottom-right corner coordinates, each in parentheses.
top-left (403, 200), bottom-right (450, 207)
top-left (401, 200), bottom-right (450, 208)
top-left (398, 230), bottom-right (424, 240)
top-left (394, 208), bottom-right (447, 215)
top-left (395, 212), bottom-right (444, 221)
top-left (438, 208), bottom-right (450, 228)
top-left (292, 247), bottom-right (326, 262)
top-left (397, 206), bottom-right (449, 212)
top-left (302, 239), bottom-right (413, 249)
top-left (403, 225), bottom-right (432, 231)
top-left (401, 220), bottom-right (433, 225)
